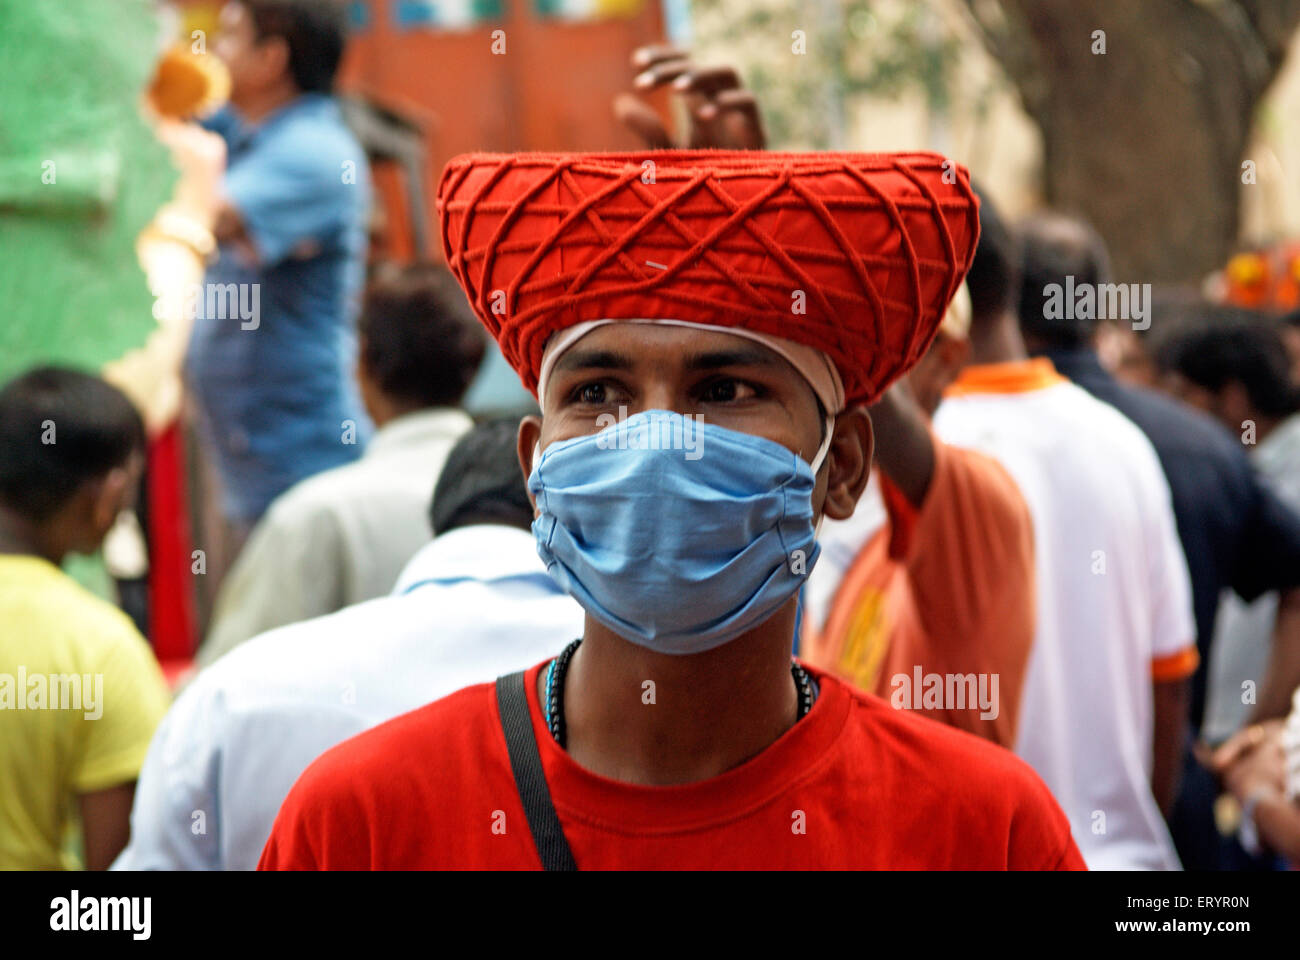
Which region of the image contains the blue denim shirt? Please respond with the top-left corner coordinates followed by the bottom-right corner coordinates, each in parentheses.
top-left (186, 95), bottom-right (372, 523)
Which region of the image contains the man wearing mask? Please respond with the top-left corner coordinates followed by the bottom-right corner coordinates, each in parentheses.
top-left (259, 150), bottom-right (1084, 870)
top-left (186, 0), bottom-right (370, 555)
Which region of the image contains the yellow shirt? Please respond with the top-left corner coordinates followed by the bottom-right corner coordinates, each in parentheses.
top-left (0, 555), bottom-right (170, 869)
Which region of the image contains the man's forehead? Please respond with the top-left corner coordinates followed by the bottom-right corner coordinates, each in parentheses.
top-left (536, 319), bottom-right (844, 416)
top-left (554, 323), bottom-right (792, 367)
top-left (541, 322), bottom-right (828, 426)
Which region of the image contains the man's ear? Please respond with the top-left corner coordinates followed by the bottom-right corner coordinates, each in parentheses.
top-left (1220, 381), bottom-right (1253, 432)
top-left (940, 334), bottom-right (971, 385)
top-left (355, 336), bottom-right (372, 386)
top-left (80, 467), bottom-right (132, 547)
top-left (822, 407), bottom-right (873, 522)
top-left (355, 342), bottom-right (380, 418)
top-left (259, 36), bottom-right (293, 89)
top-left (517, 416), bottom-right (542, 515)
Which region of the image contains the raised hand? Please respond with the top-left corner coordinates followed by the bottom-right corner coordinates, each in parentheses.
top-left (614, 45), bottom-right (767, 150)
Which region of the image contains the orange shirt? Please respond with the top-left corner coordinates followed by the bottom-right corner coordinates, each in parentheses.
top-left (803, 437), bottom-right (1036, 746)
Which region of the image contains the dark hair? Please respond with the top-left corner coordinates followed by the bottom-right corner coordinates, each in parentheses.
top-left (965, 184), bottom-right (1021, 327)
top-left (0, 368), bottom-right (145, 523)
top-left (359, 261), bottom-right (486, 409)
top-left (430, 418), bottom-right (534, 536)
top-left (1147, 292), bottom-right (1230, 368)
top-left (242, 0), bottom-right (348, 94)
top-left (1017, 212), bottom-right (1113, 347)
top-left (1160, 311), bottom-right (1300, 418)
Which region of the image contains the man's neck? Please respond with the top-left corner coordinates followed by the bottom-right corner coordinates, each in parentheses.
top-left (365, 397), bottom-right (427, 430)
top-left (231, 83), bottom-right (303, 126)
top-left (0, 507), bottom-right (62, 565)
top-left (968, 313), bottom-right (1030, 367)
top-left (1253, 414), bottom-right (1282, 444)
top-left (542, 603), bottom-right (802, 786)
top-left (1028, 335), bottom-right (1098, 362)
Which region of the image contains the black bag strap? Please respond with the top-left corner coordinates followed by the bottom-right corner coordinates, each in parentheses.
top-left (495, 670), bottom-right (578, 871)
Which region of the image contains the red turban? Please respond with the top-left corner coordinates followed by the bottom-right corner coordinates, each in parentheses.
top-left (438, 150), bottom-right (979, 407)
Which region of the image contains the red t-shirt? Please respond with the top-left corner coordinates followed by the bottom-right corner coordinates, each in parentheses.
top-left (259, 661), bottom-right (1086, 870)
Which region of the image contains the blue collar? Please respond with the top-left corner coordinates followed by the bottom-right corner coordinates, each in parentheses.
top-left (219, 93), bottom-right (337, 155)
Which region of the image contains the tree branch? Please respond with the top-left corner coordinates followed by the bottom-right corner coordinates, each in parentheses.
top-left (957, 0), bottom-right (1050, 122)
top-left (1235, 0), bottom-right (1300, 71)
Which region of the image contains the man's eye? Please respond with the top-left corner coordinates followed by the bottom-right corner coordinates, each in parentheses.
top-left (577, 383), bottom-right (608, 404)
top-left (700, 379), bottom-right (755, 403)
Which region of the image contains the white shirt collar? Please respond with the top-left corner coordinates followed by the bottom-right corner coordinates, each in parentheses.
top-left (392, 525), bottom-right (545, 594)
top-left (1258, 412), bottom-right (1300, 465)
top-left (366, 408), bottom-right (474, 460)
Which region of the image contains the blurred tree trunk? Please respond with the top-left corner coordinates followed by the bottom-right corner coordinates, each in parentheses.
top-left (963, 0), bottom-right (1300, 282)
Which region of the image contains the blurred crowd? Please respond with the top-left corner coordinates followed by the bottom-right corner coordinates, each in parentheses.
top-left (3, 0), bottom-right (1300, 871)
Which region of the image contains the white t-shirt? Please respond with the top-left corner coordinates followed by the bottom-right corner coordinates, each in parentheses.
top-left (112, 525), bottom-right (584, 871)
top-left (933, 359), bottom-right (1196, 870)
top-left (1204, 412), bottom-right (1300, 743)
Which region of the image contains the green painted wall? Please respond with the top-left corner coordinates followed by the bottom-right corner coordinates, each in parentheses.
top-left (0, 0), bottom-right (176, 383)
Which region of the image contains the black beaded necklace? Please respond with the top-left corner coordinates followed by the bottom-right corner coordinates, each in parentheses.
top-left (542, 638), bottom-right (817, 748)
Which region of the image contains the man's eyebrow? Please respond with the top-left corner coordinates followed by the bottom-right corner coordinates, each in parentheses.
top-left (553, 349), bottom-right (635, 373)
top-left (685, 348), bottom-right (781, 371)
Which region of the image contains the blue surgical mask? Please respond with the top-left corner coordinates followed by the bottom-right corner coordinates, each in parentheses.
top-left (529, 409), bottom-right (832, 655)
